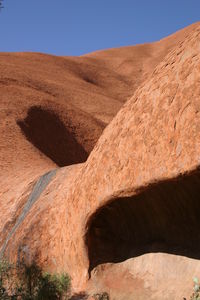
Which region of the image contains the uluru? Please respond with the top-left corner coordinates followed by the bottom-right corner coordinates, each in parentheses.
top-left (1, 2), bottom-right (200, 299)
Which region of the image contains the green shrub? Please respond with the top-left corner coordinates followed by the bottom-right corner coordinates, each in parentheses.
top-left (184, 277), bottom-right (200, 300)
top-left (189, 277), bottom-right (200, 300)
top-left (0, 260), bottom-right (14, 299)
top-left (0, 259), bottom-right (71, 299)
top-left (36, 271), bottom-right (71, 300)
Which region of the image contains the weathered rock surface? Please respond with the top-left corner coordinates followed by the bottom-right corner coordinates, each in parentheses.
top-left (0, 22), bottom-right (196, 180)
top-left (88, 254), bottom-right (200, 300)
top-left (1, 22), bottom-right (200, 299)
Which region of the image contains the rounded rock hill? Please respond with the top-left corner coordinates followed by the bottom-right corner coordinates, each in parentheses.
top-left (1, 22), bottom-right (200, 300)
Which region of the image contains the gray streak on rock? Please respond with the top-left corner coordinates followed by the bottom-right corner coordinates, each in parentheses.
top-left (0, 169), bottom-right (57, 258)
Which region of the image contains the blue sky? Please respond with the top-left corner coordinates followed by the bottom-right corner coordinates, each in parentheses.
top-left (0, 0), bottom-right (200, 56)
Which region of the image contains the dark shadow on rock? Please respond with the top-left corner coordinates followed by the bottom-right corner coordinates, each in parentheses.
top-left (69, 292), bottom-right (88, 300)
top-left (17, 106), bottom-right (88, 167)
top-left (86, 168), bottom-right (200, 273)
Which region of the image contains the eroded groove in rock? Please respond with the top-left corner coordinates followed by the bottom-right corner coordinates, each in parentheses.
top-left (86, 169), bottom-right (200, 272)
top-left (0, 169), bottom-right (57, 258)
top-left (17, 106), bottom-right (88, 167)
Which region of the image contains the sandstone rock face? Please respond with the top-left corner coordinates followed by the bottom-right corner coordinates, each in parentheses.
top-left (88, 254), bottom-right (200, 300)
top-left (0, 22), bottom-right (196, 181)
top-left (1, 22), bottom-right (200, 300)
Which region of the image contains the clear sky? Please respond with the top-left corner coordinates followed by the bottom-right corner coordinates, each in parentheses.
top-left (0, 0), bottom-right (200, 56)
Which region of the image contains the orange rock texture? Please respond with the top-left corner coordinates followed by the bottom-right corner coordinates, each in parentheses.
top-left (1, 22), bottom-right (200, 299)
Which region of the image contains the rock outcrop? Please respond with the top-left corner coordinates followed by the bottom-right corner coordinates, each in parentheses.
top-left (1, 22), bottom-right (200, 299)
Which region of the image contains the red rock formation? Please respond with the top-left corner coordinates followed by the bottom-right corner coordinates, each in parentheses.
top-left (0, 22), bottom-right (196, 179)
top-left (1, 22), bottom-right (200, 299)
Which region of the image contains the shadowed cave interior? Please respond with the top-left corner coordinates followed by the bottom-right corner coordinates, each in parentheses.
top-left (17, 106), bottom-right (88, 167)
top-left (86, 169), bottom-right (200, 272)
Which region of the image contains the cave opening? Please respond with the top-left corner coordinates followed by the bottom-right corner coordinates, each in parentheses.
top-left (86, 169), bottom-right (200, 273)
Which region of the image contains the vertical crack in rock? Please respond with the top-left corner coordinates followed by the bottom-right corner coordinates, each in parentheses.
top-left (0, 169), bottom-right (57, 258)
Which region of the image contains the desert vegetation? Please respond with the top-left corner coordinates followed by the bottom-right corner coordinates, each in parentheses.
top-left (0, 259), bottom-right (71, 299)
top-left (185, 277), bottom-right (200, 300)
top-left (0, 260), bottom-right (110, 299)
